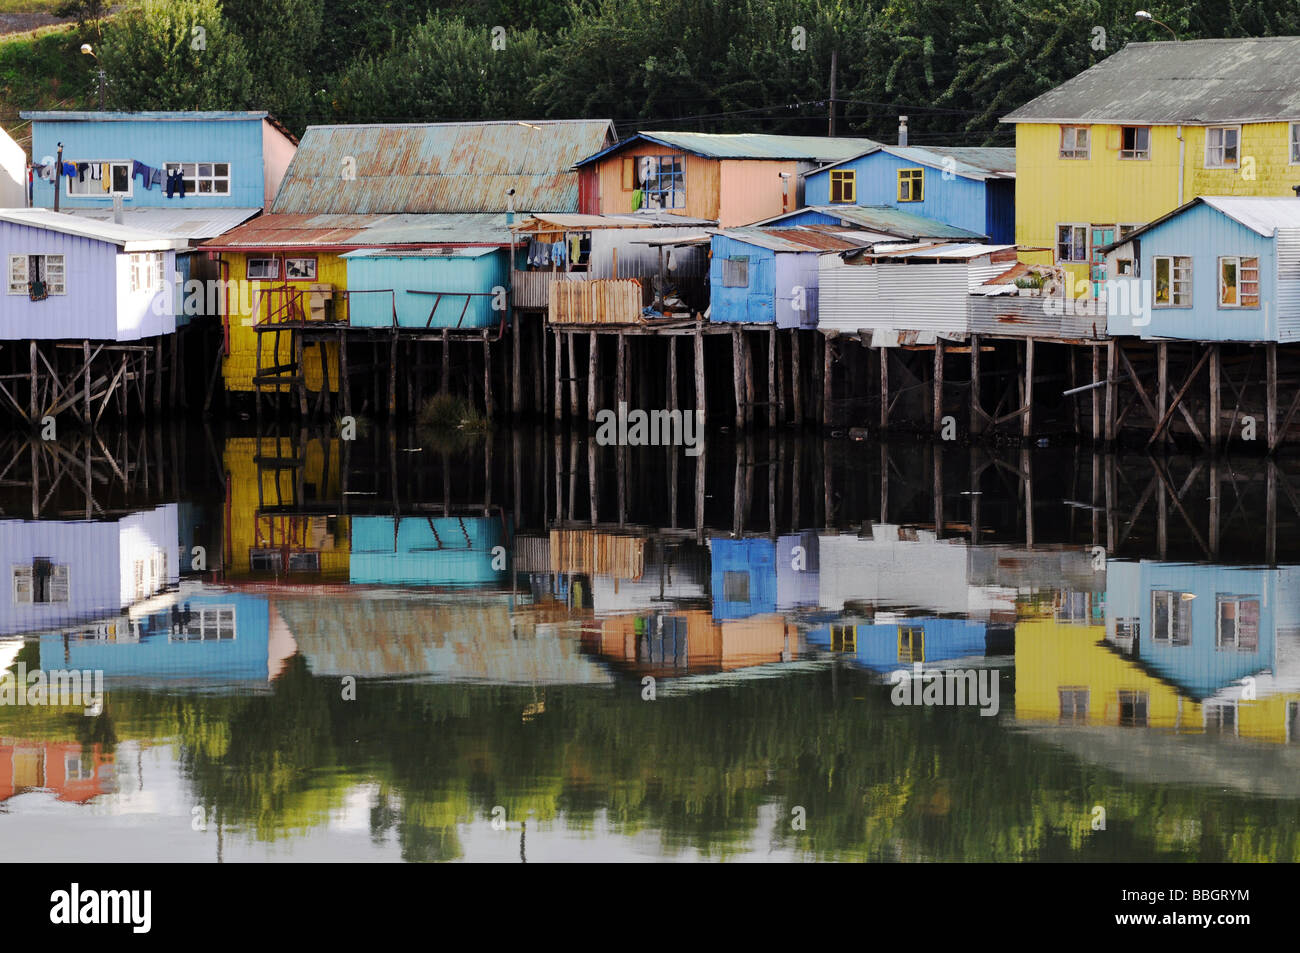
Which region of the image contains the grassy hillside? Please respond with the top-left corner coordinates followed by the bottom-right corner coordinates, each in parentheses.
top-left (0, 21), bottom-right (95, 149)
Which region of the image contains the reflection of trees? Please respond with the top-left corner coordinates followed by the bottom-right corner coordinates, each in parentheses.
top-left (12, 661), bottom-right (1298, 861)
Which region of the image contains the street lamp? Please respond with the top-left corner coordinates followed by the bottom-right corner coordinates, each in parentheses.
top-left (1134, 11), bottom-right (1178, 41)
top-left (80, 44), bottom-right (106, 109)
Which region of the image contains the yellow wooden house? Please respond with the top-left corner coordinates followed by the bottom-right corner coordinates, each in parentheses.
top-left (1001, 37), bottom-right (1300, 297)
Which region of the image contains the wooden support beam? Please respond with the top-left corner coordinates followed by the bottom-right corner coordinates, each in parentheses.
top-left (83, 340), bottom-right (91, 424)
top-left (1147, 347), bottom-right (1212, 448)
top-left (588, 330), bottom-right (598, 423)
top-left (338, 330), bottom-right (351, 418)
top-left (768, 328), bottom-right (777, 429)
top-left (822, 334), bottom-right (834, 430)
top-left (616, 331), bottom-right (627, 416)
top-left (554, 330), bottom-right (563, 422)
top-left (28, 340), bottom-right (37, 425)
top-left (743, 331), bottom-right (754, 428)
top-left (969, 334), bottom-right (981, 435)
top-left (733, 328), bottom-right (744, 430)
top-left (1022, 337), bottom-right (1034, 439)
top-left (933, 339), bottom-right (944, 435)
top-left (567, 332), bottom-right (578, 417)
top-left (694, 324), bottom-right (706, 425)
top-left (1209, 343), bottom-right (1221, 451)
top-left (791, 330), bottom-right (802, 423)
top-left (1105, 340), bottom-right (1118, 443)
top-left (668, 334), bottom-right (678, 412)
top-left (441, 328), bottom-right (450, 394)
top-left (777, 330), bottom-right (788, 424)
top-left (484, 334), bottom-right (493, 418)
top-left (1156, 342), bottom-right (1168, 446)
top-left (1091, 345), bottom-right (1100, 443)
top-left (878, 343), bottom-right (887, 432)
top-left (153, 338), bottom-right (163, 415)
top-left (387, 333), bottom-right (398, 418)
top-left (1267, 343), bottom-right (1278, 451)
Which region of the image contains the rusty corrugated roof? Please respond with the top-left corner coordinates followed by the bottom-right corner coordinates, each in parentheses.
top-left (269, 120), bottom-right (615, 215)
top-left (200, 212), bottom-right (514, 250)
top-left (712, 226), bottom-right (873, 253)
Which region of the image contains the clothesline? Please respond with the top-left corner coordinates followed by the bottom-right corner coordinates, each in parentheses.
top-left (30, 158), bottom-right (189, 197)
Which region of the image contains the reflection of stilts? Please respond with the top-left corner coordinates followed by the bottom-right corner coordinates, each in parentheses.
top-left (0, 428), bottom-right (172, 518)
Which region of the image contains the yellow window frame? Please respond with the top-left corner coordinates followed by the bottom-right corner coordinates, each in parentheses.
top-left (829, 169), bottom-right (856, 203)
top-left (897, 168), bottom-right (924, 202)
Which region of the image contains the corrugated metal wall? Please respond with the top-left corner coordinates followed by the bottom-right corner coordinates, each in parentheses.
top-left (1276, 227), bottom-right (1300, 342)
top-left (346, 250), bottom-right (508, 329)
top-left (2, 221), bottom-right (119, 340)
top-left (819, 258), bottom-right (969, 335)
top-left (709, 234), bottom-right (775, 323)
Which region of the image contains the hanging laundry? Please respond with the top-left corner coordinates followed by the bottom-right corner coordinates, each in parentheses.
top-left (61, 162), bottom-right (77, 178)
top-left (552, 240), bottom-right (566, 268)
top-left (89, 163), bottom-right (101, 181)
top-left (132, 160), bottom-right (151, 186)
top-left (569, 233), bottom-right (581, 263)
top-left (75, 162), bottom-right (89, 181)
top-left (631, 188), bottom-right (643, 211)
top-left (150, 167), bottom-right (164, 190)
top-left (102, 164), bottom-right (112, 191)
top-left (165, 169), bottom-right (186, 198)
top-left (38, 162), bottom-right (55, 182)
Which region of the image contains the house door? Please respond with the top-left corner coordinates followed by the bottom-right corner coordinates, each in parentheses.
top-left (1090, 225), bottom-right (1115, 298)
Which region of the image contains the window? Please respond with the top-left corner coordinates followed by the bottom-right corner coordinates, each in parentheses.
top-left (1117, 690), bottom-right (1149, 727)
top-left (1205, 126), bottom-right (1239, 168)
top-left (1288, 701), bottom-right (1299, 743)
top-left (1112, 618), bottom-right (1140, 656)
top-left (1118, 223), bottom-right (1142, 239)
top-left (1152, 590), bottom-right (1192, 645)
top-left (1119, 126), bottom-right (1150, 160)
top-left (65, 160), bottom-right (131, 196)
top-left (287, 551), bottom-right (320, 573)
top-left (1292, 123), bottom-right (1300, 164)
top-left (1218, 256), bottom-right (1259, 308)
top-left (1117, 258), bottom-right (1135, 276)
top-left (165, 161), bottom-right (231, 195)
top-left (830, 624), bottom-right (856, 653)
top-left (723, 570), bottom-right (750, 602)
top-left (722, 256), bottom-right (749, 288)
top-left (898, 625), bottom-right (924, 663)
top-left (897, 168), bottom-right (924, 202)
top-left (174, 605), bottom-right (236, 641)
top-left (65, 755), bottom-right (92, 782)
top-left (829, 169), bottom-right (856, 203)
top-left (13, 559), bottom-right (70, 604)
top-left (1056, 224), bottom-right (1088, 262)
top-left (1216, 595), bottom-right (1259, 650)
top-left (8, 254), bottom-right (65, 296)
top-left (1153, 255), bottom-right (1192, 307)
top-left (247, 258), bottom-right (280, 280)
top-left (284, 258), bottom-right (317, 280)
top-left (1204, 702), bottom-right (1238, 735)
top-left (129, 252), bottom-right (166, 294)
top-left (1059, 125), bottom-right (1090, 159)
top-left (1059, 688), bottom-right (1090, 722)
top-left (636, 155), bottom-right (685, 210)
top-left (638, 614), bottom-right (687, 668)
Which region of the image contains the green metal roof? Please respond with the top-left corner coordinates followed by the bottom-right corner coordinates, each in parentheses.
top-left (270, 120), bottom-right (616, 215)
top-left (573, 131), bottom-right (882, 166)
top-left (811, 144), bottom-right (1015, 180)
top-left (758, 205), bottom-right (988, 241)
top-left (1001, 37), bottom-right (1300, 124)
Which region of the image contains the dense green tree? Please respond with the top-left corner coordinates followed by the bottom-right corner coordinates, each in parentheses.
top-left (97, 0), bottom-right (254, 110)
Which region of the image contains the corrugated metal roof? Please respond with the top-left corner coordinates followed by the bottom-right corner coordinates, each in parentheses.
top-left (757, 205), bottom-right (988, 241)
top-left (573, 131), bottom-right (882, 166)
top-left (1101, 195), bottom-right (1300, 253)
top-left (201, 212), bottom-right (514, 250)
top-left (341, 247), bottom-right (500, 259)
top-left (713, 226), bottom-right (873, 253)
top-left (0, 208), bottom-right (190, 250)
top-left (68, 207), bottom-right (262, 241)
top-left (856, 242), bottom-right (1017, 260)
top-left (20, 110), bottom-right (269, 121)
top-left (269, 120), bottom-right (615, 215)
top-left (811, 145), bottom-right (1016, 179)
top-left (515, 211), bottom-right (717, 230)
top-left (1001, 37), bottom-right (1300, 124)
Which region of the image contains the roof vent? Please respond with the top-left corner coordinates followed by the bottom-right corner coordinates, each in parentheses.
top-left (898, 115), bottom-right (909, 147)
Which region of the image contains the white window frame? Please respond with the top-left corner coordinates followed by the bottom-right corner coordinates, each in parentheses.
top-left (8, 254), bottom-right (66, 296)
top-left (1056, 223), bottom-right (1088, 263)
top-left (1204, 701), bottom-right (1239, 736)
top-left (722, 257), bottom-right (749, 288)
top-left (129, 252), bottom-right (166, 294)
top-left (1291, 122), bottom-right (1300, 165)
top-left (12, 561), bottom-right (70, 604)
top-left (1119, 126), bottom-right (1150, 160)
top-left (1059, 125), bottom-right (1090, 159)
top-left (64, 160), bottom-right (133, 197)
top-left (1153, 255), bottom-right (1192, 308)
top-left (164, 161), bottom-right (232, 196)
top-left (1151, 590), bottom-right (1192, 645)
top-left (247, 258), bottom-right (281, 280)
top-left (1204, 125), bottom-right (1240, 169)
top-left (171, 604), bottom-right (237, 642)
top-left (1218, 255), bottom-right (1260, 309)
top-left (1215, 594), bottom-right (1260, 651)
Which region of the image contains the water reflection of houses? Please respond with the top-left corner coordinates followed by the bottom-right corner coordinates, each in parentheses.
top-left (0, 505), bottom-right (178, 638)
top-left (0, 742), bottom-right (115, 804)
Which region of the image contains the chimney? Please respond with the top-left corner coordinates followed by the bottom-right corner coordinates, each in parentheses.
top-left (898, 116), bottom-right (909, 147)
top-left (506, 187), bottom-right (516, 226)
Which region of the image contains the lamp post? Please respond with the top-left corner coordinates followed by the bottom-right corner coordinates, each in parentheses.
top-left (1134, 11), bottom-right (1178, 41)
top-left (80, 44), bottom-right (106, 108)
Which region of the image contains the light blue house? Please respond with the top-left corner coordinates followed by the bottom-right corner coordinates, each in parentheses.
top-left (21, 110), bottom-right (296, 211)
top-left (806, 615), bottom-right (997, 674)
top-left (1104, 196), bottom-right (1300, 341)
top-left (0, 208), bottom-right (185, 340)
top-left (1103, 559), bottom-right (1300, 699)
top-left (802, 144), bottom-right (1015, 243)
top-left (342, 248), bottom-right (511, 329)
top-left (710, 534), bottom-right (819, 619)
top-left (708, 227), bottom-right (869, 327)
top-left (350, 516), bottom-right (509, 587)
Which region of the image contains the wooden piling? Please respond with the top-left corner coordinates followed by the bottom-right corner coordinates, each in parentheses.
top-left (441, 329), bottom-right (450, 394)
top-left (512, 317), bottom-right (521, 417)
top-left (668, 334), bottom-right (678, 412)
top-left (822, 335), bottom-right (833, 430)
top-left (694, 324), bottom-right (706, 424)
top-left (933, 339), bottom-right (944, 435)
top-left (484, 334), bottom-right (493, 418)
top-left (733, 328), bottom-right (744, 430)
top-left (1022, 337), bottom-right (1034, 439)
top-left (743, 331), bottom-right (754, 428)
top-left (567, 332), bottom-right (578, 417)
top-left (554, 330), bottom-right (563, 422)
top-left (1209, 343), bottom-right (1220, 451)
top-left (616, 331), bottom-right (626, 413)
top-left (1156, 341), bottom-right (1168, 449)
top-left (1104, 340), bottom-right (1117, 443)
top-left (879, 344), bottom-right (888, 433)
top-left (338, 330), bottom-right (351, 418)
top-left (588, 330), bottom-right (598, 423)
top-left (969, 334), bottom-right (981, 435)
top-left (1267, 342), bottom-right (1278, 451)
top-left (767, 328), bottom-right (777, 428)
top-left (791, 330), bottom-right (802, 423)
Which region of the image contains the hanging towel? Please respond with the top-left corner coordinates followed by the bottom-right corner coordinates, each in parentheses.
top-left (102, 163), bottom-right (112, 191)
top-left (89, 163), bottom-right (101, 181)
top-left (552, 240), bottom-right (566, 268)
top-left (631, 188), bottom-right (643, 211)
top-left (149, 167), bottom-right (164, 190)
top-left (569, 233), bottom-right (581, 263)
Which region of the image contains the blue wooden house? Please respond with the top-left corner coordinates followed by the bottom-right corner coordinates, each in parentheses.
top-left (710, 534), bottom-right (819, 619)
top-left (708, 227), bottom-right (870, 327)
top-left (802, 143), bottom-right (1015, 243)
top-left (21, 110), bottom-right (296, 212)
top-left (349, 516), bottom-right (509, 587)
top-left (0, 208), bottom-right (186, 340)
top-left (1104, 196), bottom-right (1300, 341)
top-left (806, 615), bottom-right (994, 674)
top-left (341, 248), bottom-right (510, 329)
top-left (1103, 559), bottom-right (1299, 700)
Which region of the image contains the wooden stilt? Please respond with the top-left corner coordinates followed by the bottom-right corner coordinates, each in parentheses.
top-left (791, 330), bottom-right (802, 423)
top-left (1091, 345), bottom-right (1100, 444)
top-left (169, 334), bottom-right (178, 411)
top-left (153, 338), bottom-right (163, 415)
top-left (767, 327), bottom-right (777, 428)
top-left (879, 344), bottom-right (888, 432)
top-left (822, 335), bottom-right (833, 430)
top-left (969, 334), bottom-right (981, 435)
top-left (567, 332), bottom-right (578, 417)
top-left (733, 329), bottom-right (744, 430)
top-left (616, 331), bottom-right (626, 415)
top-left (1267, 342), bottom-right (1278, 451)
top-left (1156, 341), bottom-right (1168, 449)
top-left (441, 328), bottom-right (450, 394)
top-left (777, 331), bottom-right (788, 424)
top-left (588, 331), bottom-right (598, 423)
top-left (83, 340), bottom-right (91, 424)
top-left (1105, 340), bottom-right (1117, 443)
top-left (1209, 344), bottom-right (1221, 452)
top-left (743, 331), bottom-right (754, 428)
top-left (338, 330), bottom-right (351, 418)
top-left (1022, 337), bottom-right (1034, 439)
top-left (484, 334), bottom-right (493, 418)
top-left (694, 324), bottom-right (706, 424)
top-left (668, 334), bottom-right (678, 412)
top-left (512, 316), bottom-right (521, 417)
top-left (933, 340), bottom-right (944, 435)
top-left (29, 340), bottom-right (37, 425)
top-left (554, 330), bottom-right (563, 422)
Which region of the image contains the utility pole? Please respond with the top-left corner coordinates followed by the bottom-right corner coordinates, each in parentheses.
top-left (54, 142), bottom-right (63, 212)
top-left (827, 48), bottom-right (838, 137)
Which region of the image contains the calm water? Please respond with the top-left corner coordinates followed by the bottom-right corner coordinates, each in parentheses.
top-left (1, 424), bottom-right (1298, 862)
